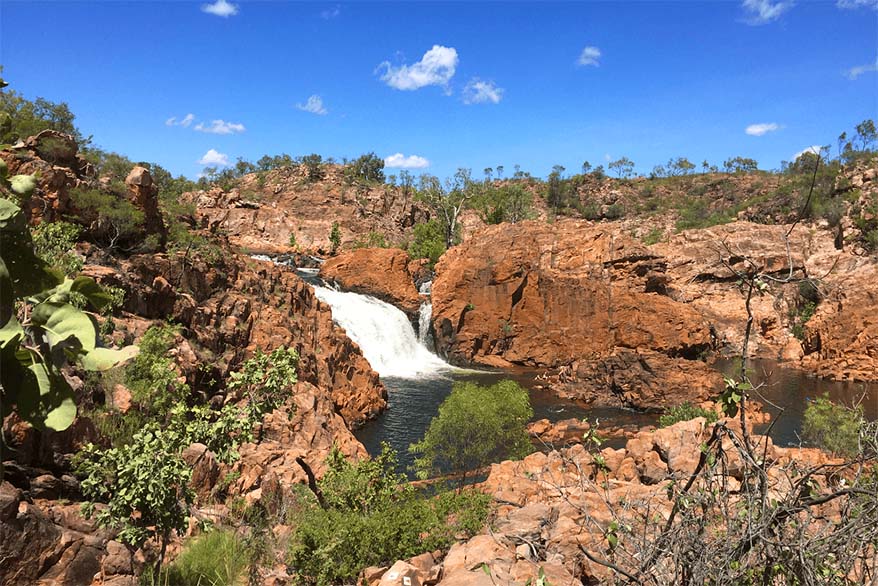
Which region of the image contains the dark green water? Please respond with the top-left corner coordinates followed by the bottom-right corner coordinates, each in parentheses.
top-left (355, 359), bottom-right (878, 475)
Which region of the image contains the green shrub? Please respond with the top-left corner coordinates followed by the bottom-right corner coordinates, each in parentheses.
top-left (31, 220), bottom-right (83, 275)
top-left (641, 227), bottom-right (664, 246)
top-left (124, 324), bottom-right (188, 421)
top-left (70, 187), bottom-right (145, 250)
top-left (227, 347), bottom-right (299, 419)
top-left (407, 219), bottom-right (446, 266)
top-left (803, 395), bottom-right (864, 457)
top-left (288, 444), bottom-right (490, 586)
top-left (789, 301), bottom-right (817, 341)
top-left (351, 231), bottom-right (387, 249)
top-left (410, 380), bottom-right (533, 484)
top-left (288, 232), bottom-right (296, 248)
top-left (659, 402), bottom-right (718, 428)
top-left (329, 221), bottom-right (341, 254)
top-left (158, 530), bottom-right (249, 586)
top-left (76, 425), bottom-right (195, 571)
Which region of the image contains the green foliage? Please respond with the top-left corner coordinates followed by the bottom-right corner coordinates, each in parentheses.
top-left (407, 219), bottom-right (446, 266)
top-left (641, 227), bottom-right (664, 246)
top-left (344, 152), bottom-right (385, 184)
top-left (0, 190), bottom-right (136, 436)
top-left (300, 154), bottom-right (324, 183)
top-left (723, 156), bottom-right (758, 174)
top-left (351, 231), bottom-right (388, 249)
top-left (70, 187), bottom-right (145, 250)
top-left (789, 301), bottom-right (817, 341)
top-left (675, 198), bottom-right (734, 232)
top-left (329, 221), bottom-right (341, 254)
top-left (803, 395), bottom-right (864, 458)
top-left (288, 444), bottom-right (490, 585)
top-left (719, 377), bottom-right (752, 418)
top-left (227, 346), bottom-right (299, 419)
top-left (157, 530), bottom-right (250, 586)
top-left (288, 232), bottom-right (297, 248)
top-left (0, 81), bottom-right (85, 145)
top-left (31, 220), bottom-right (83, 275)
top-left (608, 157), bottom-right (635, 179)
top-left (659, 402), bottom-right (718, 428)
top-left (410, 380), bottom-right (533, 482)
top-left (124, 324), bottom-right (188, 420)
top-left (76, 424), bottom-right (195, 548)
top-left (472, 182), bottom-right (534, 224)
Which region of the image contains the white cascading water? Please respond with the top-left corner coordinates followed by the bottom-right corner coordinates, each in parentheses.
top-left (312, 284), bottom-right (450, 379)
top-left (417, 281), bottom-right (434, 350)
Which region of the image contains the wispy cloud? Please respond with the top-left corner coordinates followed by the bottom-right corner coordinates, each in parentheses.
top-left (166, 113), bottom-right (195, 128)
top-left (384, 153), bottom-right (430, 169)
top-left (463, 79), bottom-right (504, 105)
top-left (377, 45), bottom-right (458, 91)
top-left (194, 120), bottom-right (246, 135)
top-left (577, 46), bottom-right (601, 67)
top-left (745, 122), bottom-right (781, 136)
top-left (741, 0), bottom-right (794, 24)
top-left (837, 0), bottom-right (878, 9)
top-left (792, 145), bottom-right (822, 160)
top-left (198, 149), bottom-right (231, 166)
top-left (201, 0), bottom-right (238, 17)
top-left (846, 55), bottom-right (878, 79)
top-left (295, 95), bottom-right (328, 115)
top-left (320, 4), bottom-right (341, 19)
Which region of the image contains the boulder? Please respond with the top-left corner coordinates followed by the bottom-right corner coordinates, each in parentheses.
top-left (321, 248), bottom-right (422, 316)
top-left (125, 165), bottom-right (167, 246)
top-left (431, 220), bottom-right (713, 368)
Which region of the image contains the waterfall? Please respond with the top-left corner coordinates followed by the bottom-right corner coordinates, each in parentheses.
top-left (312, 285), bottom-right (451, 379)
top-left (418, 302), bottom-right (434, 350)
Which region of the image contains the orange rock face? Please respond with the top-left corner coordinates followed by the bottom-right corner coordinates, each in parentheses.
top-left (85, 248), bottom-right (387, 426)
top-left (431, 220), bottom-right (714, 368)
top-left (802, 268), bottom-right (878, 381)
top-left (320, 247), bottom-right (422, 316)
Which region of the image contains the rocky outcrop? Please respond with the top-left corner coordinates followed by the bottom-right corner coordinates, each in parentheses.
top-left (82, 246), bottom-right (386, 426)
top-left (320, 248), bottom-right (422, 316)
top-left (431, 220), bottom-right (713, 366)
top-left (230, 381), bottom-right (368, 502)
top-left (801, 267), bottom-right (878, 381)
top-left (124, 166), bottom-right (166, 246)
top-left (369, 417), bottom-right (848, 585)
top-left (549, 348), bottom-right (723, 410)
top-left (0, 130), bottom-right (94, 225)
top-left (183, 165), bottom-right (430, 253)
top-left (0, 482), bottom-right (114, 586)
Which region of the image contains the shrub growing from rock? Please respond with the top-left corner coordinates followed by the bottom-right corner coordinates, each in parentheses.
top-left (410, 380), bottom-right (533, 486)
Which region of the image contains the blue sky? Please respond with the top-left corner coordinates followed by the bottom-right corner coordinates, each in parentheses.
top-left (2, 0), bottom-right (876, 180)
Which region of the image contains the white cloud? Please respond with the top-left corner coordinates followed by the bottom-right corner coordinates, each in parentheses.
top-left (320, 5), bottom-right (341, 19)
top-left (377, 45), bottom-right (458, 91)
top-left (837, 0), bottom-right (878, 9)
top-left (792, 145), bottom-right (822, 160)
top-left (201, 0), bottom-right (238, 17)
top-left (462, 79), bottom-right (504, 105)
top-left (741, 0), bottom-right (794, 24)
top-left (745, 122), bottom-right (780, 136)
top-left (166, 113), bottom-right (195, 128)
top-left (577, 46), bottom-right (602, 67)
top-left (194, 119), bottom-right (246, 134)
top-left (384, 153), bottom-right (430, 169)
top-left (296, 95), bottom-right (328, 115)
top-left (198, 149), bottom-right (231, 167)
top-left (846, 55), bottom-right (878, 79)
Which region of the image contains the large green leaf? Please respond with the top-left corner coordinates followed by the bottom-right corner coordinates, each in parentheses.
top-left (36, 276), bottom-right (112, 311)
top-left (0, 256), bottom-right (12, 325)
top-left (0, 198), bottom-right (61, 299)
top-left (79, 346), bottom-right (139, 371)
top-left (0, 314), bottom-right (23, 356)
top-left (6, 353), bottom-right (77, 431)
top-left (31, 301), bottom-right (96, 353)
top-left (9, 175), bottom-right (36, 197)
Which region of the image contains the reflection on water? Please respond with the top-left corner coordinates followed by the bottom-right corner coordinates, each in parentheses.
top-left (356, 358), bottom-right (878, 475)
top-left (716, 358), bottom-right (878, 445)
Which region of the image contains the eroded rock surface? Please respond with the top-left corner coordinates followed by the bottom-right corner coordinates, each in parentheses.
top-left (320, 247), bottom-right (422, 317)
